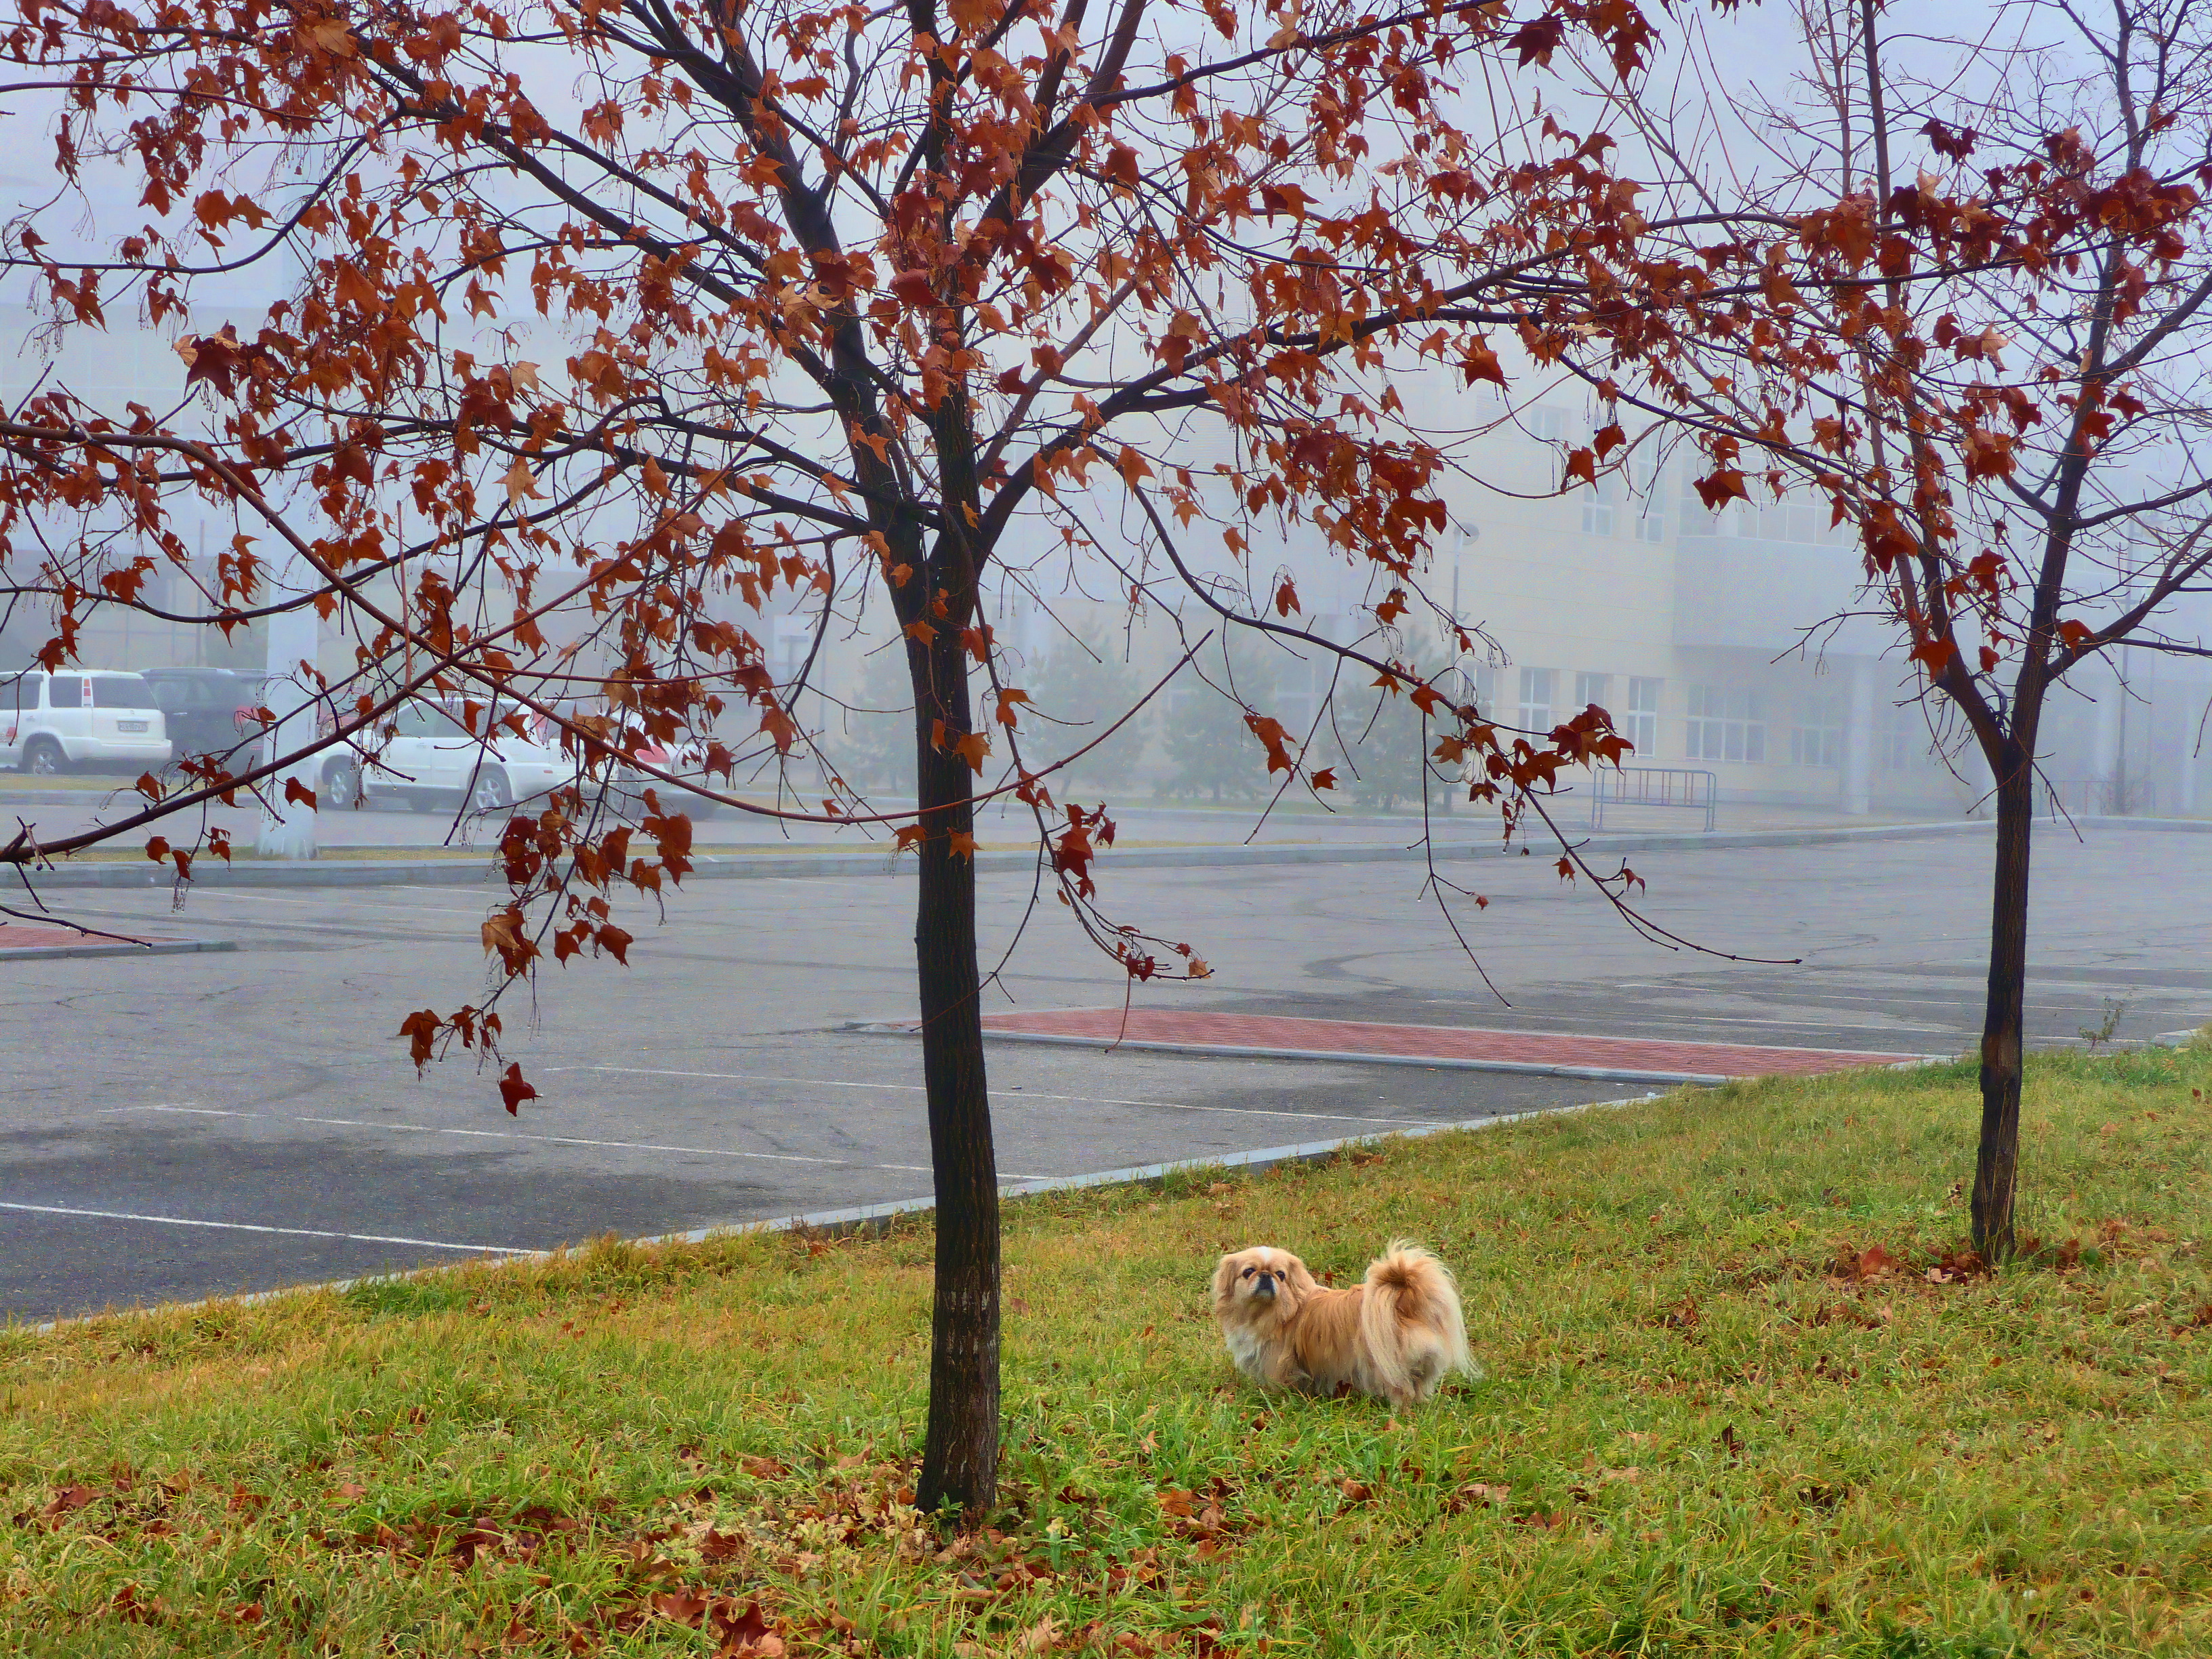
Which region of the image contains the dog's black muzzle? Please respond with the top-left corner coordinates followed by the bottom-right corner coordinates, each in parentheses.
top-left (1250, 1270), bottom-right (1280, 1299)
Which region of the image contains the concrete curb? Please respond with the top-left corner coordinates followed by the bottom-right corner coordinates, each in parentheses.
top-left (0, 813), bottom-right (2005, 892)
top-left (11, 813), bottom-right (2203, 893)
top-left (0, 937), bottom-right (236, 962)
top-left (0, 787), bottom-right (134, 806)
top-left (21, 1092), bottom-right (1657, 1333)
top-left (851, 1018), bottom-right (1954, 1086)
top-left (846, 1019), bottom-right (1744, 1086)
top-left (2070, 817), bottom-right (2212, 836)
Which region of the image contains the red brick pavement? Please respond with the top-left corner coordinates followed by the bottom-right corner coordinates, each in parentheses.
top-left (0, 924), bottom-right (163, 954)
top-left (971, 1007), bottom-right (1926, 1079)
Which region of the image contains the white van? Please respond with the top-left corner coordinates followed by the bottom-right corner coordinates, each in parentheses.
top-left (1, 671), bottom-right (173, 773)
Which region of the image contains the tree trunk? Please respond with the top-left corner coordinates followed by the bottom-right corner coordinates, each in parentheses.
top-left (909, 626), bottom-right (1000, 1517)
top-left (1971, 745), bottom-right (2035, 1259)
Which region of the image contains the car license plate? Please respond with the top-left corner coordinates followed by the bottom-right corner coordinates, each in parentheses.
top-left (117, 720), bottom-right (148, 733)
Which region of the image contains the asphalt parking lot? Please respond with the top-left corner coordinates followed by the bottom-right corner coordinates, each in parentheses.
top-left (4, 821), bottom-right (2208, 1322)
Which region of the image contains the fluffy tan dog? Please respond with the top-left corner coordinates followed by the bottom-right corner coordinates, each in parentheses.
top-left (1210, 1240), bottom-right (1474, 1406)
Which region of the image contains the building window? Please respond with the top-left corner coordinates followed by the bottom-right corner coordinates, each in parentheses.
top-left (1271, 615), bottom-right (1342, 737)
top-left (772, 615), bottom-right (816, 680)
top-left (1518, 667), bottom-right (1555, 734)
top-left (1632, 455), bottom-right (1665, 543)
top-left (1790, 693), bottom-right (1844, 768)
top-left (1469, 663), bottom-right (1502, 715)
top-left (1878, 701), bottom-right (1925, 771)
top-left (1687, 685), bottom-right (1765, 763)
top-left (1625, 676), bottom-right (1661, 755)
top-left (1581, 472), bottom-right (1624, 537)
top-left (1573, 672), bottom-right (1610, 714)
top-left (1530, 406), bottom-right (1570, 442)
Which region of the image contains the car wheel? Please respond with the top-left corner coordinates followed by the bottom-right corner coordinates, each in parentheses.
top-left (322, 760), bottom-right (361, 810)
top-left (469, 766), bottom-right (513, 814)
top-left (24, 737), bottom-right (66, 777)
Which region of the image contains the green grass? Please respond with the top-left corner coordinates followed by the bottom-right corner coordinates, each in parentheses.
top-left (5, 1050), bottom-right (2212, 1657)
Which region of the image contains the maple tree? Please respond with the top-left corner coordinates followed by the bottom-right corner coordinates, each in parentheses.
top-left (1555, 0), bottom-right (2212, 1254)
top-left (0, 0), bottom-right (1685, 1512)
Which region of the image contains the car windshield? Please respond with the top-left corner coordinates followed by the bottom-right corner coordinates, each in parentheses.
top-left (451, 701), bottom-right (537, 740)
top-left (148, 680), bottom-right (213, 710)
top-left (90, 676), bottom-right (155, 709)
top-left (156, 676), bottom-right (242, 708)
top-left (392, 701), bottom-right (467, 737)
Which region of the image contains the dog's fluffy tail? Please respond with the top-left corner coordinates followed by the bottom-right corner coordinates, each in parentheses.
top-left (1358, 1240), bottom-right (1475, 1402)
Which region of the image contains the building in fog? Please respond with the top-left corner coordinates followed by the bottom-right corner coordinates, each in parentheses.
top-left (1409, 394), bottom-right (2212, 821)
top-left (7, 216), bottom-right (2207, 821)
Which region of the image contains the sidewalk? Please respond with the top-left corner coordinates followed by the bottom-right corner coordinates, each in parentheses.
top-left (9, 812), bottom-right (2206, 892)
top-left (0, 922), bottom-right (234, 961)
top-left (866, 1008), bottom-right (1939, 1086)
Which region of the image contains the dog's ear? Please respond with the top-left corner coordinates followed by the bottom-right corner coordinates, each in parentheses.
top-left (1211, 1253), bottom-right (1243, 1307)
top-left (1282, 1254), bottom-right (1320, 1295)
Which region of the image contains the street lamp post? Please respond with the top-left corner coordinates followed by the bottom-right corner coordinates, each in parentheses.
top-left (255, 543), bottom-right (321, 859)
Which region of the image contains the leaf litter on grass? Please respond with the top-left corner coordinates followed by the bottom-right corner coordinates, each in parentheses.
top-left (3, 1048), bottom-right (2211, 1656)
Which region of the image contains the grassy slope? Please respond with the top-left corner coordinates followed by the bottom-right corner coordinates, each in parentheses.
top-left (3, 1050), bottom-right (2210, 1658)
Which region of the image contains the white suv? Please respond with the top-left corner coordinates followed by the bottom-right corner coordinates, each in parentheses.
top-left (1, 671), bottom-right (172, 773)
top-left (327, 697), bottom-right (573, 814)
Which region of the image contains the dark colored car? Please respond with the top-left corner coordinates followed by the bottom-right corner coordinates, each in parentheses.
top-left (138, 668), bottom-right (262, 773)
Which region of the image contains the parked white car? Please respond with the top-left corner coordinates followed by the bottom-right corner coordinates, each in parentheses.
top-left (326, 697), bottom-right (573, 814)
top-left (527, 697), bottom-right (726, 820)
top-left (607, 738), bottom-right (726, 820)
top-left (1, 670), bottom-right (172, 773)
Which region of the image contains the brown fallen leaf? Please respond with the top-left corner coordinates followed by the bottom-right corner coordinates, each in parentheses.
top-left (111, 1583), bottom-right (163, 1623)
top-left (653, 1589), bottom-right (709, 1627)
top-left (1853, 1244), bottom-right (1896, 1280)
top-left (1443, 1481), bottom-right (1510, 1513)
top-left (1511, 1509), bottom-right (1568, 1530)
top-left (711, 1597), bottom-right (781, 1657)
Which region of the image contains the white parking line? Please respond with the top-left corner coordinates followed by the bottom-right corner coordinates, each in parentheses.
top-left (0, 1201), bottom-right (521, 1254)
top-left (544, 1066), bottom-right (1451, 1129)
top-left (105, 1105), bottom-right (1051, 1180)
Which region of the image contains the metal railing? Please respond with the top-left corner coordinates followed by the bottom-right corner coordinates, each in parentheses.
top-left (1590, 766), bottom-right (1719, 834)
